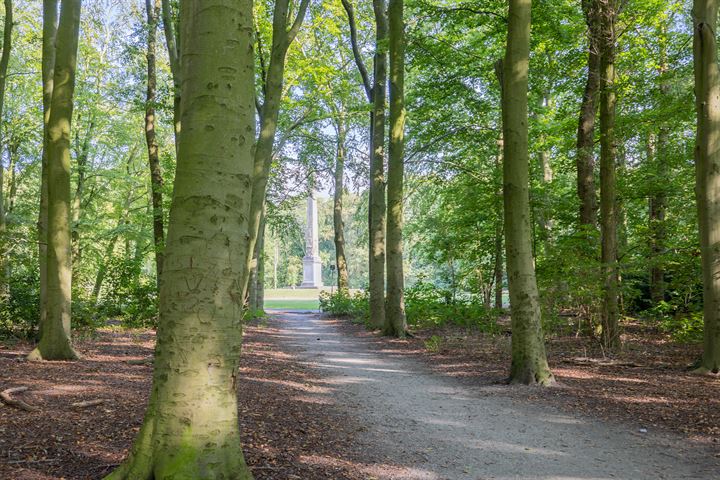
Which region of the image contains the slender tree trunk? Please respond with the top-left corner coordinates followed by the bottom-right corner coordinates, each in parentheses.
top-left (649, 32), bottom-right (669, 305)
top-left (385, 0), bottom-right (406, 337)
top-left (105, 1), bottom-right (256, 478)
top-left (368, 0), bottom-right (388, 330)
top-left (494, 135), bottom-right (504, 310)
top-left (71, 120), bottom-right (93, 279)
top-left (38, 0), bottom-right (59, 339)
top-left (599, 0), bottom-right (619, 350)
top-left (333, 117), bottom-right (350, 292)
top-left (577, 0), bottom-right (600, 229)
top-left (93, 150), bottom-right (137, 303)
top-left (160, 0), bottom-right (180, 151)
top-left (145, 0), bottom-right (164, 287)
top-left (3, 143), bottom-right (17, 283)
top-left (256, 210), bottom-right (266, 311)
top-left (692, 0), bottom-right (720, 374)
top-left (244, 0), bottom-right (309, 301)
top-left (502, 0), bottom-right (554, 386)
top-left (491, 64), bottom-right (505, 311)
top-left (28, 0), bottom-right (81, 362)
top-left (0, 0), bottom-right (12, 298)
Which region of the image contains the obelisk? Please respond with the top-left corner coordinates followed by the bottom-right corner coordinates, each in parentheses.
top-left (300, 192), bottom-right (323, 288)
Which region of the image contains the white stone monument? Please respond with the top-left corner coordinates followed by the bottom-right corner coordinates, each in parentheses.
top-left (300, 192), bottom-right (323, 288)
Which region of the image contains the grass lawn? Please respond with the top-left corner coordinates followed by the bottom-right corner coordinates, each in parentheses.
top-left (264, 299), bottom-right (320, 310)
top-left (263, 288), bottom-right (326, 310)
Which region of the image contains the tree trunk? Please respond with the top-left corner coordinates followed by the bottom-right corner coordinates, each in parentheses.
top-left (145, 0), bottom-right (164, 287)
top-left (501, 0), bottom-right (554, 386)
top-left (71, 120), bottom-right (94, 279)
top-left (649, 31), bottom-right (669, 305)
top-left (369, 0), bottom-right (388, 330)
top-left (93, 149), bottom-right (137, 303)
top-left (692, 0), bottom-right (720, 374)
top-left (105, 1), bottom-right (256, 478)
top-left (160, 0), bottom-right (180, 151)
top-left (28, 0), bottom-right (81, 362)
top-left (599, 0), bottom-right (619, 351)
top-left (333, 117), bottom-right (350, 292)
top-left (38, 0), bottom-right (59, 340)
top-left (385, 0), bottom-right (406, 337)
top-left (0, 0), bottom-right (12, 298)
top-left (577, 0), bottom-right (600, 229)
top-left (244, 0), bottom-right (309, 301)
top-left (256, 211), bottom-right (266, 311)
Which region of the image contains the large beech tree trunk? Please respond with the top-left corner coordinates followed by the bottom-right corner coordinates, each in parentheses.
top-left (105, 1), bottom-right (256, 478)
top-left (577, 0), bottom-right (600, 229)
top-left (385, 0), bottom-right (406, 337)
top-left (369, 0), bottom-right (388, 330)
top-left (28, 0), bottom-right (81, 362)
top-left (0, 0), bottom-right (13, 298)
top-left (692, 0), bottom-right (720, 374)
top-left (599, 0), bottom-right (619, 350)
top-left (501, 0), bottom-right (554, 386)
top-left (38, 0), bottom-right (58, 340)
top-left (333, 117), bottom-right (350, 292)
top-left (145, 0), bottom-right (164, 286)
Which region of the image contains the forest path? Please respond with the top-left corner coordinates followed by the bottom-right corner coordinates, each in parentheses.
top-left (267, 310), bottom-right (717, 480)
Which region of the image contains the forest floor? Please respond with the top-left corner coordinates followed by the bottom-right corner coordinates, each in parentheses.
top-left (0, 311), bottom-right (718, 479)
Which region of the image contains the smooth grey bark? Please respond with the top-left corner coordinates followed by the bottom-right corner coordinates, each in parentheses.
top-left (385, 0), bottom-right (406, 337)
top-left (28, 0), bottom-right (82, 362)
top-left (577, 0), bottom-right (600, 229)
top-left (105, 1), bottom-right (256, 477)
top-left (38, 0), bottom-right (59, 340)
top-left (692, 0), bottom-right (720, 374)
top-left (599, 0), bottom-right (619, 350)
top-left (501, 0), bottom-right (554, 385)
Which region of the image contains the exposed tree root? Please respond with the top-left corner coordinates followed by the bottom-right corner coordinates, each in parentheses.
top-left (0, 386), bottom-right (39, 411)
top-left (71, 399), bottom-right (105, 408)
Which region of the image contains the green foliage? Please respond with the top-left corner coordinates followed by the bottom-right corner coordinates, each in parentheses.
top-left (0, 271), bottom-right (40, 340)
top-left (321, 283), bottom-right (499, 333)
top-left (404, 282), bottom-right (499, 332)
top-left (423, 334), bottom-right (443, 353)
top-left (319, 290), bottom-right (369, 324)
top-left (659, 311), bottom-right (704, 344)
top-left (97, 255), bottom-right (158, 328)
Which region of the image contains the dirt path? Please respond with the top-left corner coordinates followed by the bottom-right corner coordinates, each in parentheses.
top-left (270, 310), bottom-right (718, 480)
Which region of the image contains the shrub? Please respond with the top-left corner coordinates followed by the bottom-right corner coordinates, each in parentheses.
top-left (319, 290), bottom-right (369, 324)
top-left (659, 311), bottom-right (704, 344)
top-left (321, 283), bottom-right (498, 333)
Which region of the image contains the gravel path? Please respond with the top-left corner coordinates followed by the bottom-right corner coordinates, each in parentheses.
top-left (270, 310), bottom-right (718, 480)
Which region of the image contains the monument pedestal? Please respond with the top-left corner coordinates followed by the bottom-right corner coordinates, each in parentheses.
top-left (299, 192), bottom-right (323, 288)
top-left (300, 255), bottom-right (322, 289)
